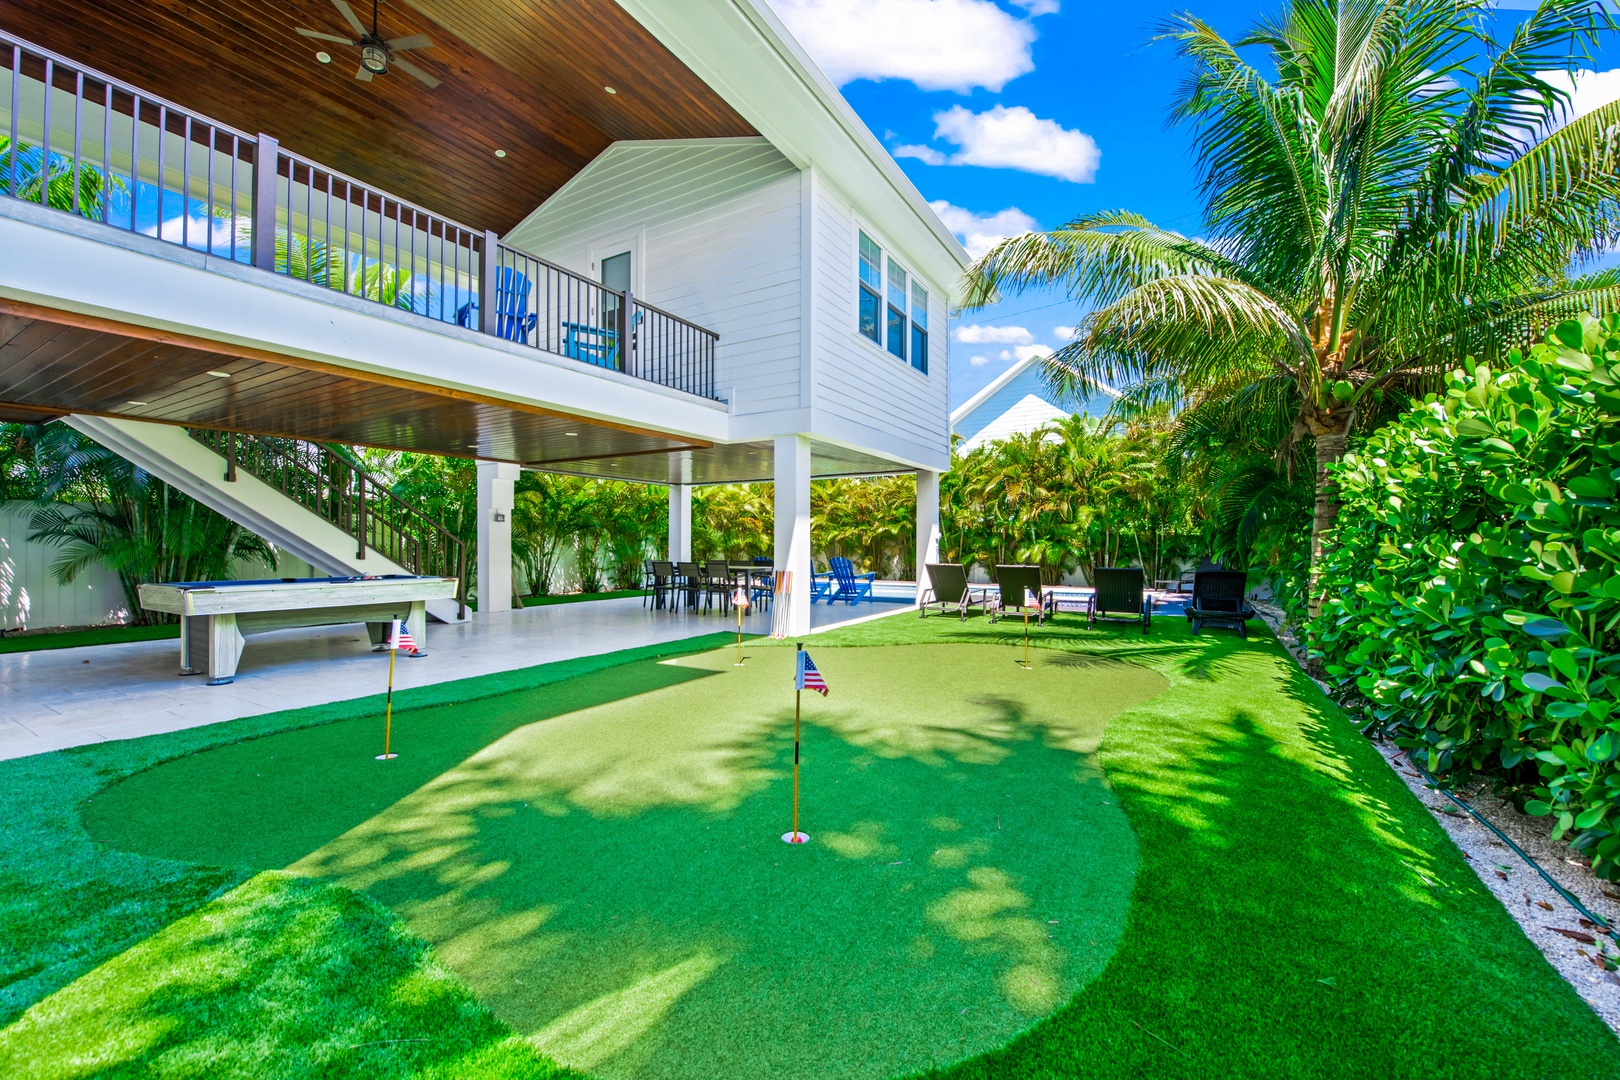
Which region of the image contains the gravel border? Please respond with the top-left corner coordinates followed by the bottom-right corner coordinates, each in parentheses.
top-left (1252, 601), bottom-right (1620, 1035)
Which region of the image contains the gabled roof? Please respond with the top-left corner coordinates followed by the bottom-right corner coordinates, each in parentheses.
top-left (622, 0), bottom-right (971, 299)
top-left (950, 350), bottom-right (1120, 428)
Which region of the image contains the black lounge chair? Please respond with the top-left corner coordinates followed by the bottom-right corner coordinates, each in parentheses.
top-left (1186, 570), bottom-right (1255, 638)
top-left (1088, 567), bottom-right (1150, 633)
top-left (919, 562), bottom-right (991, 620)
top-left (989, 564), bottom-right (1047, 624)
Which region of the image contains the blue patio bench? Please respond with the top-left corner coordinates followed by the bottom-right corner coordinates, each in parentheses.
top-left (456, 266), bottom-right (538, 344)
top-left (815, 556), bottom-right (876, 605)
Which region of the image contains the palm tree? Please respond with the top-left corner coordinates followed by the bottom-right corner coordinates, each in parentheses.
top-left (965, 0), bottom-right (1620, 615)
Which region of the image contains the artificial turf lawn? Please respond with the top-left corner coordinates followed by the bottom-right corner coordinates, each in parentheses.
top-left (83, 643), bottom-right (1164, 1080)
top-left (0, 623), bottom-right (178, 653)
top-left (1, 616), bottom-right (1618, 1078)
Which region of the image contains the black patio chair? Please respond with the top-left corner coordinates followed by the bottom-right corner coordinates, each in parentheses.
top-left (674, 561), bottom-right (702, 611)
top-left (989, 564), bottom-right (1047, 624)
top-left (919, 562), bottom-right (991, 620)
top-left (648, 560), bottom-right (678, 610)
top-left (1186, 570), bottom-right (1255, 638)
top-left (703, 560), bottom-right (733, 611)
top-left (1088, 567), bottom-right (1150, 634)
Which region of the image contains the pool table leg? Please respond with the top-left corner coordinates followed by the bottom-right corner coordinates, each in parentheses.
top-left (178, 613), bottom-right (204, 676)
top-left (206, 613), bottom-right (245, 685)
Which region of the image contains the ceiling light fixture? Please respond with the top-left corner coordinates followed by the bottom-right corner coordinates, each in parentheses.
top-left (604, 86), bottom-right (617, 95)
top-left (126, 400), bottom-right (148, 406)
top-left (316, 51), bottom-right (332, 64)
top-left (494, 149), bottom-right (507, 158)
top-left (205, 370), bottom-right (231, 378)
top-left (564, 431), bottom-right (577, 436)
top-left (360, 44), bottom-right (389, 75)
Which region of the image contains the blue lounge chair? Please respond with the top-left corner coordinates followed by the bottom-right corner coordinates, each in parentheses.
top-left (457, 266), bottom-right (538, 344)
top-left (819, 556), bottom-right (876, 605)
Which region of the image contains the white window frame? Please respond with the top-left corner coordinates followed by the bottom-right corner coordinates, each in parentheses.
top-left (851, 222), bottom-right (933, 380)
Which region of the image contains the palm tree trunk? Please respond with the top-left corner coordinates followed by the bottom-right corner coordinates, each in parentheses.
top-left (1306, 419), bottom-right (1352, 620)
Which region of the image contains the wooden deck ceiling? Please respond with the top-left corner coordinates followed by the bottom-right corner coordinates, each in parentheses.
top-left (0, 0), bottom-right (756, 232)
top-left (0, 300), bottom-right (707, 465)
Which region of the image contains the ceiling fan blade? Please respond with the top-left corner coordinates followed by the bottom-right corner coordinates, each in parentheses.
top-left (297, 28), bottom-right (357, 44)
top-left (386, 33), bottom-right (432, 52)
top-left (391, 56), bottom-right (441, 89)
top-left (331, 0), bottom-right (368, 38)
top-left (354, 65), bottom-right (374, 83)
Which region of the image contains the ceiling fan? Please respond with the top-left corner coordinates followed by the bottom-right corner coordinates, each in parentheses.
top-left (297, 0), bottom-right (441, 89)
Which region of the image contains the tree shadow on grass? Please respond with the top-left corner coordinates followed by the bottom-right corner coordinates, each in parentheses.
top-left (929, 641), bottom-right (1620, 1080)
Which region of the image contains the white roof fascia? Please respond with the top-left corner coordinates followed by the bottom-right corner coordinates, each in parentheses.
top-left (617, 0), bottom-right (970, 301)
top-left (950, 352), bottom-right (1120, 427)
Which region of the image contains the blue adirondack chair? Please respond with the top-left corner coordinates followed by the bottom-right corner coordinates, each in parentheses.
top-left (819, 556), bottom-right (876, 605)
top-left (562, 308), bottom-right (645, 370)
top-left (456, 266), bottom-right (539, 344)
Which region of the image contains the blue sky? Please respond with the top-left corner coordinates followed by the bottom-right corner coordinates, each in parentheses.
top-left (767, 0), bottom-right (1620, 410)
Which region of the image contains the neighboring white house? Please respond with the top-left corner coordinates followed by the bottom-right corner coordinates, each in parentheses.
top-left (951, 352), bottom-right (1120, 453)
top-left (0, 0), bottom-right (967, 637)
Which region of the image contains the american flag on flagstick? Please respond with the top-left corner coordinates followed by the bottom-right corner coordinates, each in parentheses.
top-left (390, 619), bottom-right (420, 654)
top-left (796, 649), bottom-right (828, 696)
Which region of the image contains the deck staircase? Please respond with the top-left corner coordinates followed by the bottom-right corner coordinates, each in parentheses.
top-left (64, 416), bottom-right (469, 623)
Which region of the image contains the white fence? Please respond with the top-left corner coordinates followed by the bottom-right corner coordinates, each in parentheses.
top-left (0, 506), bottom-right (312, 631)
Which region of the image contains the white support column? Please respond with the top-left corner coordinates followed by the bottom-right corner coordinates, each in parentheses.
top-left (915, 469), bottom-right (941, 606)
top-left (668, 483), bottom-right (692, 562)
top-left (774, 434), bottom-right (813, 638)
top-left (476, 462), bottom-right (519, 615)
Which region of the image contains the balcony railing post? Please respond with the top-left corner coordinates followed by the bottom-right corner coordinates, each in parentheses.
top-left (620, 288), bottom-right (633, 375)
top-left (480, 230), bottom-right (499, 338)
top-left (224, 430), bottom-right (236, 482)
top-left (251, 133), bottom-right (279, 272)
top-left (356, 471), bottom-right (367, 559)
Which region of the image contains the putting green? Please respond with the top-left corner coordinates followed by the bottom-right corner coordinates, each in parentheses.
top-left (85, 643), bottom-right (1166, 1079)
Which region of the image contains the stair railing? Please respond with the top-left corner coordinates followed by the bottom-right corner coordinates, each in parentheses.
top-left (188, 428), bottom-right (468, 617)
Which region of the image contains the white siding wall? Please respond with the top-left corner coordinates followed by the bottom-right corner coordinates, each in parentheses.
top-left (809, 178), bottom-right (949, 461)
top-left (504, 139), bottom-right (803, 417)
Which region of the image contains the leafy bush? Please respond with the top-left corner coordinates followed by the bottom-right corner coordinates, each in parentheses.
top-left (1310, 315), bottom-right (1620, 878)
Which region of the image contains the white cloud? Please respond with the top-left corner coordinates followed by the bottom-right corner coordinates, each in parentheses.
top-left (900, 105), bottom-right (1101, 183)
top-left (1003, 344), bottom-right (1055, 363)
top-left (970, 354), bottom-right (992, 366)
top-left (1054, 325), bottom-right (1076, 339)
top-left (1010, 0), bottom-right (1061, 12)
top-left (769, 0), bottom-right (1039, 93)
top-left (955, 323), bottom-right (1035, 344)
top-left (928, 201), bottom-right (1038, 258)
top-left (1536, 68), bottom-right (1620, 127)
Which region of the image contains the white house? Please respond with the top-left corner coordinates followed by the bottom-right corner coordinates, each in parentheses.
top-left (0, 0), bottom-right (967, 637)
top-left (951, 352), bottom-right (1119, 453)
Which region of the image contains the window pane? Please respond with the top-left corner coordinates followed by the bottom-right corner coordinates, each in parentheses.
top-left (887, 305), bottom-right (906, 359)
top-left (887, 259), bottom-right (908, 311)
top-left (911, 325), bottom-right (928, 373)
top-left (859, 287), bottom-right (881, 344)
top-left (858, 232), bottom-right (881, 291)
top-left (911, 282), bottom-right (929, 329)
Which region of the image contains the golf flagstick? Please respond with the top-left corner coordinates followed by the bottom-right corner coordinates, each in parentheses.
top-left (783, 642), bottom-right (811, 844)
top-left (377, 618), bottom-right (401, 760)
top-left (1019, 589), bottom-right (1034, 669)
top-left (733, 584), bottom-right (750, 665)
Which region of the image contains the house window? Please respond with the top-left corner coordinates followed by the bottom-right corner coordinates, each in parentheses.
top-left (858, 232), bottom-right (882, 345)
top-left (886, 259), bottom-right (909, 360)
top-left (910, 281), bottom-right (929, 374)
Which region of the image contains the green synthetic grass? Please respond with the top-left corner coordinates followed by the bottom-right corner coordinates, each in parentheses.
top-left (1, 615), bottom-right (1617, 1078)
top-left (83, 643), bottom-right (1164, 1080)
top-left (0, 623), bottom-right (178, 653)
top-left (520, 591), bottom-right (642, 608)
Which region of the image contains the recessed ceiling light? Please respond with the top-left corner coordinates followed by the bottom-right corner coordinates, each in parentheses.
top-left (316, 51), bottom-right (332, 64)
top-left (494, 149), bottom-right (507, 158)
top-left (205, 370), bottom-right (231, 378)
top-left (125, 400), bottom-right (148, 406)
top-left (604, 86), bottom-right (617, 95)
top-left (466, 444), bottom-right (479, 449)
top-left (609, 462), bottom-right (620, 467)
top-left (564, 431), bottom-right (577, 436)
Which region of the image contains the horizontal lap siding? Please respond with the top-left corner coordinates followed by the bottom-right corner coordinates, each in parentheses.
top-left (810, 184), bottom-right (948, 453)
top-left (504, 139), bottom-right (802, 415)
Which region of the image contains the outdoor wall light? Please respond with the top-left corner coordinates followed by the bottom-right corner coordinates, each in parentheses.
top-left (361, 45), bottom-right (389, 74)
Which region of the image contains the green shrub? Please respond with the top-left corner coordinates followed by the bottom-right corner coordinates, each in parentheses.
top-left (1309, 314), bottom-right (1620, 878)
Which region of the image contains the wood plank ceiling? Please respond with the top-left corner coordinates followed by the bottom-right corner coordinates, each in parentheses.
top-left (0, 301), bottom-right (708, 466)
top-left (0, 0), bottom-right (755, 231)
